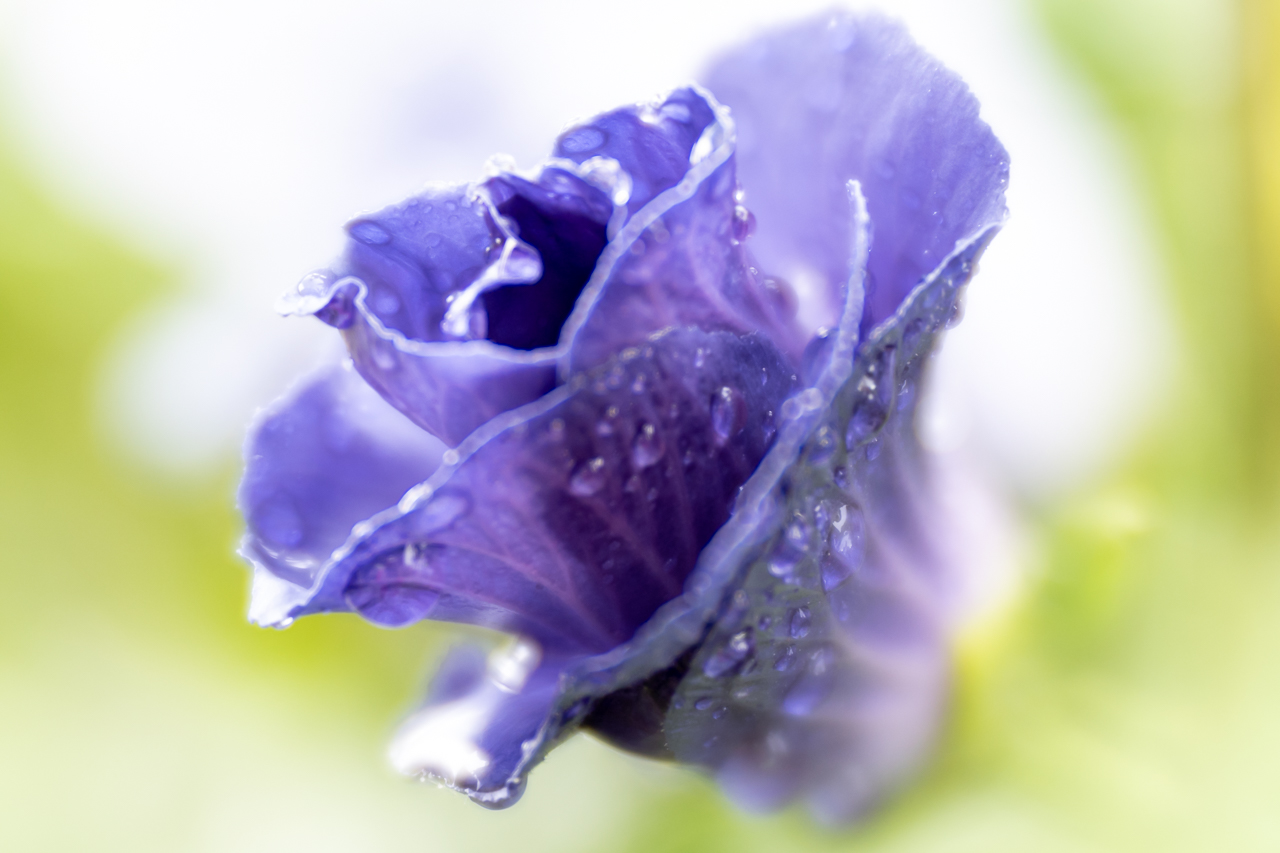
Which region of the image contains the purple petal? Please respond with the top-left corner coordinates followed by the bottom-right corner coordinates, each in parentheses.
top-left (660, 224), bottom-right (999, 822)
top-left (281, 171), bottom-right (615, 446)
top-left (702, 11), bottom-right (1009, 339)
top-left (282, 327), bottom-right (799, 660)
top-left (561, 96), bottom-right (808, 376)
top-left (553, 87), bottom-right (718, 215)
top-left (238, 362), bottom-right (444, 626)
top-left (387, 644), bottom-right (571, 807)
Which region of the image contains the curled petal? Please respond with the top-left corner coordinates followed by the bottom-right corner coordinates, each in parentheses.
top-left (283, 171), bottom-right (616, 446)
top-left (660, 219), bottom-right (1000, 821)
top-left (561, 91), bottom-right (808, 376)
top-left (273, 327), bottom-right (799, 663)
top-left (703, 11), bottom-right (1009, 339)
top-left (553, 87), bottom-right (719, 215)
top-left (387, 644), bottom-right (571, 807)
top-left (238, 362), bottom-right (444, 626)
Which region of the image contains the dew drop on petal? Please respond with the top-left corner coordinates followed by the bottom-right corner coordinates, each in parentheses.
top-left (257, 496), bottom-right (303, 548)
top-left (732, 204), bottom-right (757, 241)
top-left (789, 606), bottom-right (812, 639)
top-left (569, 456), bottom-right (607, 497)
top-left (710, 386), bottom-right (744, 446)
top-left (774, 645), bottom-right (796, 672)
top-left (694, 697), bottom-right (714, 711)
top-left (783, 673), bottom-right (828, 717)
top-left (807, 424), bottom-right (838, 465)
top-left (846, 396), bottom-right (887, 447)
top-left (350, 220), bottom-right (391, 245)
top-left (371, 343), bottom-right (398, 371)
top-left (346, 583), bottom-right (440, 628)
top-left (784, 516), bottom-right (811, 553)
top-left (560, 126), bottom-right (605, 154)
top-left (417, 493), bottom-right (470, 534)
top-left (702, 628), bottom-right (755, 678)
top-left (631, 423), bottom-right (664, 468)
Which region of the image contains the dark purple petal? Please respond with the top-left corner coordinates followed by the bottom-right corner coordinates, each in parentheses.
top-left (455, 192), bottom-right (999, 819)
top-left (561, 96), bottom-right (808, 376)
top-left (553, 87), bottom-right (718, 215)
top-left (238, 362), bottom-right (444, 626)
top-left (659, 225), bottom-right (999, 822)
top-left (479, 167), bottom-right (612, 350)
top-left (702, 12), bottom-right (1009, 339)
top-left (266, 327), bottom-right (798, 661)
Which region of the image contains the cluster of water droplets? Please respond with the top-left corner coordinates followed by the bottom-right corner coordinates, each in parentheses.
top-left (654, 234), bottom-right (989, 818)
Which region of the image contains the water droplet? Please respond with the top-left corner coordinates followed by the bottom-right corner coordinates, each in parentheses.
top-left (560, 126), bottom-right (605, 154)
top-left (345, 553), bottom-right (439, 627)
top-left (774, 645), bottom-right (796, 671)
top-left (732, 204), bottom-right (756, 241)
top-left (783, 672), bottom-right (828, 716)
top-left (826, 508), bottom-right (865, 587)
top-left (902, 317), bottom-right (929, 353)
top-left (257, 496), bottom-right (303, 548)
top-left (417, 492), bottom-right (469, 534)
top-left (864, 440), bottom-right (881, 461)
top-left (846, 396), bottom-right (887, 447)
top-left (694, 697), bottom-right (713, 711)
top-left (370, 344), bottom-right (398, 371)
top-left (784, 516), bottom-right (811, 553)
top-left (897, 379), bottom-right (915, 412)
top-left (702, 628), bottom-right (755, 677)
top-left (631, 373), bottom-right (647, 395)
top-left (659, 101), bottom-right (691, 123)
top-left (807, 425), bottom-right (837, 464)
top-left (372, 288), bottom-right (400, 315)
top-left (350, 220), bottom-right (390, 245)
top-left (710, 386), bottom-right (743, 445)
top-left (595, 406), bottom-right (617, 436)
top-left (758, 614), bottom-right (773, 631)
top-left (346, 582), bottom-right (439, 627)
top-left (821, 555), bottom-right (851, 592)
top-left (441, 449), bottom-right (459, 466)
top-left (789, 606), bottom-right (811, 639)
top-left (631, 423), bottom-right (664, 468)
top-left (767, 544), bottom-right (802, 579)
top-left (712, 707), bottom-right (727, 720)
top-left (694, 348), bottom-right (707, 368)
top-left (569, 457), bottom-right (607, 497)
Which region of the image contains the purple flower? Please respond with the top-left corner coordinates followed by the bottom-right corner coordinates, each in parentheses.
top-left (238, 11), bottom-right (1008, 822)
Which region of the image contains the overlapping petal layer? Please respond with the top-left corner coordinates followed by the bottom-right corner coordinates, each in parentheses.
top-left (238, 362), bottom-right (444, 625)
top-left (266, 327), bottom-right (797, 654)
top-left (560, 92), bottom-right (807, 376)
top-left (703, 12), bottom-right (1009, 337)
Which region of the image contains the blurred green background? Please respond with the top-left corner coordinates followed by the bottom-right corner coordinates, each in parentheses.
top-left (2, 0), bottom-right (1279, 850)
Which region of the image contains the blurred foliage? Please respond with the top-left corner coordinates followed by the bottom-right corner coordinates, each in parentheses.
top-left (2, 0), bottom-right (1279, 850)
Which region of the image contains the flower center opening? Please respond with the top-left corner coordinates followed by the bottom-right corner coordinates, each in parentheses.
top-left (481, 194), bottom-right (608, 351)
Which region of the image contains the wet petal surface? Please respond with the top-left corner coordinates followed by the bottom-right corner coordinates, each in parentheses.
top-left (238, 362), bottom-right (444, 625)
top-left (553, 87), bottom-right (718, 215)
top-left (562, 96), bottom-right (807, 375)
top-left (703, 12), bottom-right (1009, 338)
top-left (271, 327), bottom-right (798, 659)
